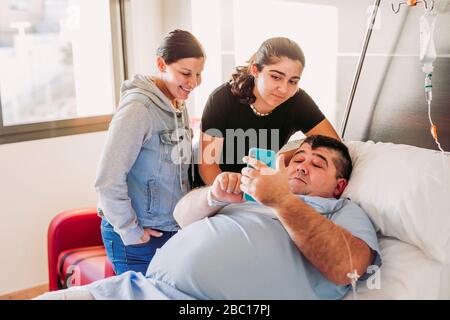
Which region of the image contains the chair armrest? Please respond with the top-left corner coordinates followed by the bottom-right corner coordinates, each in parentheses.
top-left (47, 207), bottom-right (102, 291)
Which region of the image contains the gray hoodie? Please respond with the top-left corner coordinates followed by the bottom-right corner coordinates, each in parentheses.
top-left (95, 75), bottom-right (192, 245)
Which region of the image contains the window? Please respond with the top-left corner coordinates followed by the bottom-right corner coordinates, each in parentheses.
top-left (0, 0), bottom-right (125, 144)
top-left (191, 0), bottom-right (338, 140)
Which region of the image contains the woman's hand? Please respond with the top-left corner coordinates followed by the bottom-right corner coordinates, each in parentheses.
top-left (139, 228), bottom-right (163, 244)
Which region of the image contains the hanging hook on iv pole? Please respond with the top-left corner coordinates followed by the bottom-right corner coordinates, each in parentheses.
top-left (391, 0), bottom-right (435, 13)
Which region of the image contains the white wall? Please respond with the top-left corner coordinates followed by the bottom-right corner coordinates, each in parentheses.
top-left (161, 0), bottom-right (192, 35)
top-left (125, 0), bottom-right (193, 77)
top-left (0, 132), bottom-right (107, 294)
top-left (125, 0), bottom-right (163, 77)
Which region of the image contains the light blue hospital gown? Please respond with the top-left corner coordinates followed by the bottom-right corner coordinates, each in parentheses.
top-left (88, 196), bottom-right (382, 300)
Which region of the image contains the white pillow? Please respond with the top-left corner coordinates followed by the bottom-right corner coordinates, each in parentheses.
top-left (342, 141), bottom-right (450, 264)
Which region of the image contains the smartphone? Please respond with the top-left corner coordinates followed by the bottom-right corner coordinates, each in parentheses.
top-left (243, 148), bottom-right (277, 202)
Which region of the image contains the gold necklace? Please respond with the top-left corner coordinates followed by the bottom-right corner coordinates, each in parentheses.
top-left (249, 104), bottom-right (272, 117)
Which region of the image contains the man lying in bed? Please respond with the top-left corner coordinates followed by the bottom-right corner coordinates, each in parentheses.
top-left (38, 135), bottom-right (381, 300)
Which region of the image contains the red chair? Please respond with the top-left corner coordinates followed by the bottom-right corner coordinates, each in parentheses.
top-left (47, 207), bottom-right (115, 291)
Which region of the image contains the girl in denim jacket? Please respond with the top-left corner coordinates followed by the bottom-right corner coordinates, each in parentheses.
top-left (95, 30), bottom-right (205, 274)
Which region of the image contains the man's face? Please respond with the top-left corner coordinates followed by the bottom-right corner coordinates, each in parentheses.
top-left (286, 143), bottom-right (346, 198)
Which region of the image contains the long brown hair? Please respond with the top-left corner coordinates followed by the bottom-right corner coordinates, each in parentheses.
top-left (230, 37), bottom-right (305, 105)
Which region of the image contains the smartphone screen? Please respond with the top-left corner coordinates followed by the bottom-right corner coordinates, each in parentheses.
top-left (243, 148), bottom-right (277, 202)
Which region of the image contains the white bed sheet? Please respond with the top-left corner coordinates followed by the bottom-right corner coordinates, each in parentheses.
top-left (343, 236), bottom-right (450, 300)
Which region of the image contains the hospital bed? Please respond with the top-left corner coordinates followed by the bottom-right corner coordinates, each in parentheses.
top-left (344, 236), bottom-right (450, 299)
top-left (275, 139), bottom-right (450, 300)
top-left (340, 140), bottom-right (450, 300)
top-left (47, 139), bottom-right (450, 299)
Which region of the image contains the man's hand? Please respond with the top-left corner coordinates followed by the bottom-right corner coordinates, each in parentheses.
top-left (241, 155), bottom-right (294, 208)
top-left (211, 172), bottom-right (244, 203)
top-left (174, 172), bottom-right (243, 229)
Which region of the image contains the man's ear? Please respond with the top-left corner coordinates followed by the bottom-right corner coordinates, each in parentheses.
top-left (156, 56), bottom-right (167, 72)
top-left (333, 178), bottom-right (347, 198)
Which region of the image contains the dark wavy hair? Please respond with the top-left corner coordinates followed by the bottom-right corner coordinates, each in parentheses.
top-left (230, 37), bottom-right (305, 105)
top-left (301, 135), bottom-right (352, 181)
top-left (156, 29), bottom-right (205, 64)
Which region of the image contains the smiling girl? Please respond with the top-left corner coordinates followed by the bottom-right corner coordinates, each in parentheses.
top-left (95, 30), bottom-right (205, 274)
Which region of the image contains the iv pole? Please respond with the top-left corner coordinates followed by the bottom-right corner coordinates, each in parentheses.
top-left (340, 0), bottom-right (381, 139)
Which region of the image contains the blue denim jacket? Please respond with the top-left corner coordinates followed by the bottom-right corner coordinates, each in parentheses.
top-left (95, 75), bottom-right (192, 245)
top-left (127, 107), bottom-right (191, 229)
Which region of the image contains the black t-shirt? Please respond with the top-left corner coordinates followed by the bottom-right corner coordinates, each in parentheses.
top-left (201, 82), bottom-right (325, 173)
